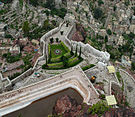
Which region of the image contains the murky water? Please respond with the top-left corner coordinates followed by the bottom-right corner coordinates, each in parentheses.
top-left (4, 88), bottom-right (83, 117)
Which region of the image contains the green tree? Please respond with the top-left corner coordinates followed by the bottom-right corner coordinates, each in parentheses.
top-left (70, 45), bottom-right (74, 55)
top-left (79, 46), bottom-right (82, 58)
top-left (48, 49), bottom-right (52, 63)
top-left (29, 0), bottom-right (38, 6)
top-left (50, 38), bottom-right (54, 44)
top-left (124, 0), bottom-right (130, 6)
top-left (75, 45), bottom-right (78, 56)
top-left (131, 61), bottom-right (135, 71)
top-left (66, 22), bottom-right (69, 27)
top-left (113, 6), bottom-right (117, 11)
top-left (22, 21), bottom-right (30, 37)
top-left (43, 20), bottom-right (50, 30)
top-left (94, 8), bottom-right (103, 20)
top-left (60, 31), bottom-right (64, 35)
top-left (61, 56), bottom-right (68, 67)
top-left (107, 29), bottom-right (112, 35)
top-left (56, 38), bottom-right (59, 42)
top-left (88, 101), bottom-right (111, 116)
top-left (105, 35), bottom-right (108, 43)
top-left (98, 0), bottom-right (104, 6)
top-left (45, 54), bottom-right (48, 65)
top-left (44, 0), bottom-right (55, 9)
top-left (44, 10), bottom-right (50, 16)
top-left (1, 0), bottom-right (12, 3)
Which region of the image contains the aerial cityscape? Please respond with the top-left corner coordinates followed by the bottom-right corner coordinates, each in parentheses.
top-left (0, 0), bottom-right (135, 117)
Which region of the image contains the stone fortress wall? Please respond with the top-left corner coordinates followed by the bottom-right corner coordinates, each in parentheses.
top-left (0, 66), bottom-right (100, 116)
top-left (39, 20), bottom-right (110, 67)
top-left (11, 68), bottom-right (34, 84)
top-left (0, 15), bottom-right (111, 92)
top-left (0, 73), bottom-right (12, 93)
top-left (62, 25), bottom-right (110, 63)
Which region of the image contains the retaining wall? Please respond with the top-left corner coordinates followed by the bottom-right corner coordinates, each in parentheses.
top-left (11, 68), bottom-right (34, 84)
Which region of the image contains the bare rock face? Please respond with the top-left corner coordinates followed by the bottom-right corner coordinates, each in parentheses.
top-left (103, 108), bottom-right (135, 117)
top-left (52, 95), bottom-right (135, 117)
top-left (72, 23), bottom-right (87, 42)
top-left (53, 95), bottom-right (82, 117)
top-left (72, 31), bottom-right (84, 42)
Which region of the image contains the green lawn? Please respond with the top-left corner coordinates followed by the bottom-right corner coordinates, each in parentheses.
top-left (50, 43), bottom-right (68, 58)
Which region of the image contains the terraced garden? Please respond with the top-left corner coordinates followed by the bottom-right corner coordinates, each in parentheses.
top-left (42, 41), bottom-right (83, 70)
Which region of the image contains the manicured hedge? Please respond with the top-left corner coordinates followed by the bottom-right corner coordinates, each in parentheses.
top-left (48, 62), bottom-right (63, 68)
top-left (64, 52), bottom-right (72, 58)
top-left (69, 57), bottom-right (83, 67)
top-left (61, 41), bottom-right (70, 52)
top-left (51, 52), bottom-right (72, 63)
top-left (81, 64), bottom-right (95, 71)
top-left (48, 44), bottom-right (51, 55)
top-left (42, 57), bottom-right (83, 70)
top-left (51, 56), bottom-right (61, 63)
top-left (68, 57), bottom-right (78, 65)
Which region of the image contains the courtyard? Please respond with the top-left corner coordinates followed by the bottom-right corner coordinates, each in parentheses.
top-left (42, 40), bottom-right (83, 70)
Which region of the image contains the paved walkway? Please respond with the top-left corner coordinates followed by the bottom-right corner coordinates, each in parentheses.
top-left (119, 69), bottom-right (135, 108)
top-left (85, 66), bottom-right (118, 95)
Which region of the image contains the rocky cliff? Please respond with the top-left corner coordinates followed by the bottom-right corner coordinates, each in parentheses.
top-left (52, 95), bottom-right (135, 117)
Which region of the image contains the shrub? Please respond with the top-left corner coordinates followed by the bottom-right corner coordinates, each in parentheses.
top-left (56, 38), bottom-right (59, 42)
top-left (82, 64), bottom-right (95, 71)
top-left (50, 38), bottom-right (54, 43)
top-left (87, 101), bottom-right (111, 116)
top-left (116, 72), bottom-right (122, 82)
top-left (99, 94), bottom-right (105, 99)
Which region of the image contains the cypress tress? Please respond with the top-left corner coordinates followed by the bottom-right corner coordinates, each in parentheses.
top-left (79, 46), bottom-right (82, 58)
top-left (70, 44), bottom-right (74, 55)
top-left (75, 44), bottom-right (78, 56)
top-left (48, 48), bottom-right (51, 63)
top-left (45, 54), bottom-right (48, 65)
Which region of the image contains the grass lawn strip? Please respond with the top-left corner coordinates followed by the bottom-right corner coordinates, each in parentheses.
top-left (50, 43), bottom-right (68, 58)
